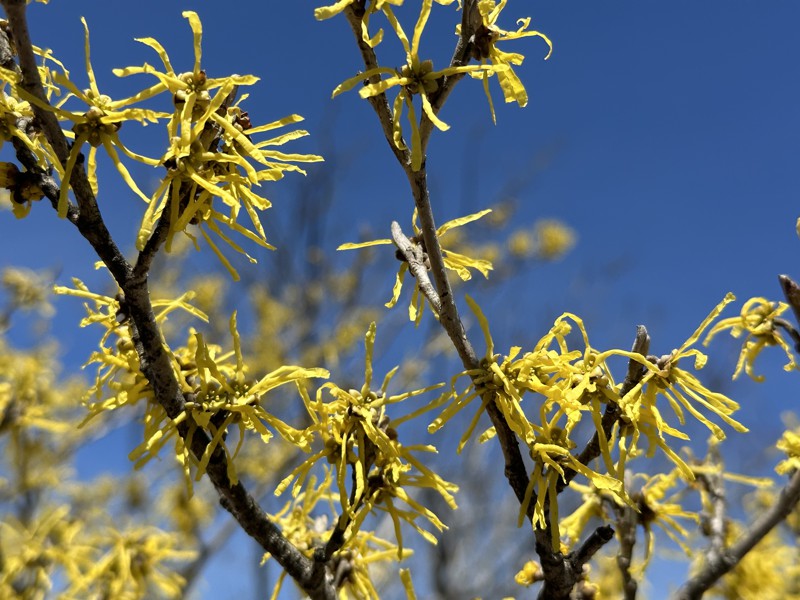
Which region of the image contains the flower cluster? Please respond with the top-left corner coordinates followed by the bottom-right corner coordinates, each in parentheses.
top-left (265, 474), bottom-right (418, 600)
top-left (0, 506), bottom-right (194, 600)
top-left (430, 294), bottom-right (747, 547)
top-left (331, 1), bottom-right (495, 170)
top-left (704, 296), bottom-right (798, 381)
top-left (776, 428), bottom-right (800, 475)
top-left (463, 0), bottom-right (552, 121)
top-left (0, 12), bottom-right (321, 279)
top-left (328, 0), bottom-right (547, 170)
top-left (54, 278), bottom-right (206, 415)
top-left (153, 312), bottom-right (328, 493)
top-left (55, 280), bottom-right (327, 495)
top-left (508, 218), bottom-right (576, 260)
top-left (276, 322), bottom-right (457, 554)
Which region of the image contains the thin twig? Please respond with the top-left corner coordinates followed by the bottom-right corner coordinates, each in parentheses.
top-left (775, 317), bottom-right (800, 354)
top-left (390, 220), bottom-right (441, 314)
top-left (417, 0), bottom-right (478, 150)
top-left (698, 445), bottom-right (728, 569)
top-left (573, 524), bottom-right (615, 572)
top-left (609, 478), bottom-right (638, 600)
top-left (673, 467), bottom-right (800, 600)
top-left (780, 274), bottom-right (800, 336)
top-left (566, 326), bottom-right (650, 492)
top-left (342, 6), bottom-right (409, 166)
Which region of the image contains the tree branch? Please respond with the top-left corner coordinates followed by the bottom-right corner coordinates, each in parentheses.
top-left (779, 274), bottom-right (800, 352)
top-left (342, 6), bottom-right (621, 598)
top-left (536, 525), bottom-right (615, 600)
top-left (417, 0), bottom-right (478, 151)
top-left (697, 445), bottom-right (728, 570)
top-left (391, 220), bottom-right (441, 314)
top-left (342, 6), bottom-right (410, 166)
top-left (573, 524), bottom-right (615, 572)
top-left (610, 491), bottom-right (639, 600)
top-left (1, 5), bottom-right (337, 597)
top-left (2, 0), bottom-right (131, 286)
top-left (673, 467), bottom-right (800, 600)
top-left (341, 1), bottom-right (532, 521)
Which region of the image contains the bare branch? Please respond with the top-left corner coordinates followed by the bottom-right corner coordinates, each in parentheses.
top-left (780, 274), bottom-right (800, 336)
top-left (1, 6), bottom-right (338, 597)
top-left (673, 468), bottom-right (800, 600)
top-left (610, 487), bottom-right (638, 600)
top-left (573, 524), bottom-right (615, 572)
top-left (390, 220), bottom-right (441, 314)
top-left (697, 445), bottom-right (728, 569)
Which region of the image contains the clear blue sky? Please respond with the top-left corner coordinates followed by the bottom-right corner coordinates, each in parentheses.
top-left (2, 1), bottom-right (799, 598)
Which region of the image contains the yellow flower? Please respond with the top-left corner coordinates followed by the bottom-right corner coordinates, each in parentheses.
top-left (0, 88), bottom-right (51, 167)
top-left (508, 219), bottom-right (575, 260)
top-left (314, 0), bottom-right (370, 21)
top-left (315, 0), bottom-right (396, 47)
top-left (266, 473), bottom-right (416, 599)
top-left (431, 297), bottom-right (631, 548)
top-left (112, 12), bottom-right (322, 280)
top-left (54, 281), bottom-right (326, 496)
top-left (463, 0), bottom-right (553, 122)
top-left (776, 428), bottom-right (800, 475)
top-left (534, 218), bottom-right (576, 260)
top-left (332, 0), bottom-right (501, 170)
top-left (67, 526), bottom-right (196, 599)
top-left (315, 0), bottom-right (458, 48)
top-left (54, 277), bottom-right (206, 410)
top-left (0, 506), bottom-right (93, 598)
top-left (10, 18), bottom-right (166, 217)
top-left (276, 323), bottom-right (456, 554)
top-left (631, 470), bottom-right (699, 570)
top-left (1, 266), bottom-right (54, 316)
top-left (559, 482), bottom-right (606, 548)
top-left (131, 311), bottom-right (328, 493)
top-left (514, 560), bottom-right (543, 587)
top-left (704, 296), bottom-right (798, 381)
top-left (616, 293), bottom-right (748, 479)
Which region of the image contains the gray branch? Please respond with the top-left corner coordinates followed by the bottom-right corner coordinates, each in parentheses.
top-left (673, 468), bottom-right (800, 600)
top-left (390, 220), bottom-right (441, 314)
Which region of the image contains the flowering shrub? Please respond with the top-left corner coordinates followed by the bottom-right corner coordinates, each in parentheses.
top-left (1, 2), bottom-right (800, 599)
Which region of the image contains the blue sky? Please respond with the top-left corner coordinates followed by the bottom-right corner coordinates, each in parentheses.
top-left (2, 1), bottom-right (800, 598)
top-left (6, 0), bottom-right (798, 347)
